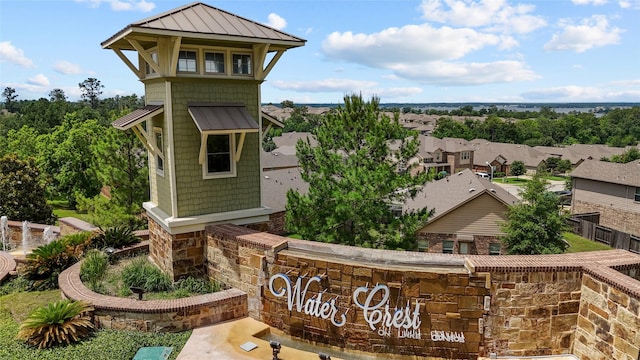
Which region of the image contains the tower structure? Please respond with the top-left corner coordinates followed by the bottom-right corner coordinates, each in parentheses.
top-left (104, 2), bottom-right (305, 278)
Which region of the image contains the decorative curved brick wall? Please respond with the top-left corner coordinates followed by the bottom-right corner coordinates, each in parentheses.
top-left (59, 243), bottom-right (247, 332)
top-left (204, 224), bottom-right (640, 360)
top-left (0, 251), bottom-right (16, 282)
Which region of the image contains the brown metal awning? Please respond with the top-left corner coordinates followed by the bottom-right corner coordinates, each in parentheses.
top-left (111, 104), bottom-right (164, 156)
top-left (188, 103), bottom-right (259, 165)
top-left (188, 103), bottom-right (259, 133)
top-left (112, 105), bottom-right (164, 130)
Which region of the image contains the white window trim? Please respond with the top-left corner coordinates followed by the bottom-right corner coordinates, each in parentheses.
top-left (461, 151), bottom-right (470, 160)
top-left (153, 127), bottom-right (165, 177)
top-left (202, 133), bottom-right (237, 179)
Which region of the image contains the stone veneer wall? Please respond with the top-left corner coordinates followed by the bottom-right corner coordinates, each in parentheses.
top-left (483, 270), bottom-right (583, 356)
top-left (148, 219), bottom-right (205, 280)
top-left (417, 232), bottom-right (502, 255)
top-left (573, 199), bottom-right (640, 236)
top-left (201, 224), bottom-right (640, 360)
top-left (573, 265), bottom-right (640, 360)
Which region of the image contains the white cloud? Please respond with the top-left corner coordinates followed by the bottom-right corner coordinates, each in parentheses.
top-left (27, 74), bottom-right (50, 86)
top-left (607, 79), bottom-right (640, 87)
top-left (372, 87), bottom-right (424, 99)
top-left (390, 60), bottom-right (539, 85)
top-left (618, 0), bottom-right (640, 8)
top-left (419, 0), bottom-right (546, 34)
top-left (544, 15), bottom-right (623, 53)
top-left (266, 13), bottom-right (287, 30)
top-left (322, 24), bottom-right (500, 67)
top-left (271, 78), bottom-right (378, 93)
top-left (76, 0), bottom-right (155, 12)
top-left (521, 85), bottom-right (640, 101)
top-left (572, 0), bottom-right (608, 5)
top-left (54, 61), bottom-right (84, 75)
top-left (0, 41), bottom-right (34, 67)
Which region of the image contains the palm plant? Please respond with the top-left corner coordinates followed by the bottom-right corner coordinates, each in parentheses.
top-left (17, 299), bottom-right (94, 349)
top-left (91, 225), bottom-right (140, 250)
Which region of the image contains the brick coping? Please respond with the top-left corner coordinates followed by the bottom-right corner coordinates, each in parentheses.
top-left (58, 252), bottom-right (246, 314)
top-left (0, 251), bottom-right (17, 283)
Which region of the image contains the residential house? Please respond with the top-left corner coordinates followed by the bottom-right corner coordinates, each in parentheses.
top-left (416, 136), bottom-right (475, 175)
top-left (470, 139), bottom-right (547, 174)
top-left (570, 159), bottom-right (640, 236)
top-left (535, 144), bottom-right (634, 167)
top-left (404, 169), bottom-right (519, 255)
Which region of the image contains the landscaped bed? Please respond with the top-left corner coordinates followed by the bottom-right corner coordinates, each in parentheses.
top-left (0, 280), bottom-right (190, 360)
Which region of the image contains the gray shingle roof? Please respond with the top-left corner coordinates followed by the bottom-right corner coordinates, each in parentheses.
top-left (102, 2), bottom-right (305, 49)
top-left (470, 139), bottom-right (547, 168)
top-left (262, 168), bottom-right (308, 212)
top-left (570, 159), bottom-right (640, 187)
top-left (404, 169), bottom-right (519, 222)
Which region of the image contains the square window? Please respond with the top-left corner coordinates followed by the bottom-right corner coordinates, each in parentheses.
top-left (461, 151), bottom-right (470, 160)
top-left (177, 50), bottom-right (197, 72)
top-left (205, 52), bottom-right (225, 73)
top-left (417, 239), bottom-right (429, 252)
top-left (443, 240), bottom-right (454, 254)
top-left (206, 134), bottom-right (233, 175)
top-left (489, 243), bottom-right (501, 255)
top-left (459, 242), bottom-right (469, 254)
top-left (232, 54), bottom-right (251, 75)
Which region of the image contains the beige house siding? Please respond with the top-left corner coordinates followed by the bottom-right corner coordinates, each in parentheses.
top-left (417, 192), bottom-right (508, 235)
top-left (170, 80), bottom-right (261, 217)
top-left (573, 178), bottom-right (638, 209)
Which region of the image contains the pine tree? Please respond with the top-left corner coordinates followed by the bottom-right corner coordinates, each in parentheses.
top-left (285, 94), bottom-right (431, 250)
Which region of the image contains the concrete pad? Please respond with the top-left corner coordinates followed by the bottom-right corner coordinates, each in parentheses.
top-left (176, 317), bottom-right (578, 360)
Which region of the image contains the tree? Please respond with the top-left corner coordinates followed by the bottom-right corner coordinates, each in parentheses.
top-left (2, 87), bottom-right (18, 112)
top-left (49, 89), bottom-right (67, 102)
top-left (500, 173), bottom-right (568, 254)
top-left (285, 94), bottom-right (431, 250)
top-left (77, 126), bottom-right (149, 228)
top-left (510, 160), bottom-right (526, 178)
top-left (607, 148), bottom-right (640, 163)
top-left (79, 78), bottom-right (104, 109)
top-left (0, 154), bottom-right (55, 224)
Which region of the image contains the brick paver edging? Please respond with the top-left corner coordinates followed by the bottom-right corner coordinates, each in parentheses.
top-left (0, 251), bottom-right (16, 283)
top-left (59, 261), bottom-right (246, 313)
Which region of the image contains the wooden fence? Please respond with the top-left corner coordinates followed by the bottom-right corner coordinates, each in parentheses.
top-left (567, 214), bottom-right (640, 254)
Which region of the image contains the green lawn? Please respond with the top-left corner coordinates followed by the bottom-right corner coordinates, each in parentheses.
top-left (49, 199), bottom-right (92, 224)
top-left (0, 282), bottom-right (190, 360)
top-left (563, 232), bottom-right (612, 253)
top-left (495, 177), bottom-right (530, 185)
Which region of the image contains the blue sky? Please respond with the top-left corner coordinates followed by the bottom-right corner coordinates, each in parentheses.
top-left (1, 0), bottom-right (639, 104)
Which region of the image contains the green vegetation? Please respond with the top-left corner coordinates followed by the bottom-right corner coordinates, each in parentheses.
top-left (0, 289), bottom-right (189, 359)
top-left (563, 232), bottom-right (612, 253)
top-left (501, 173), bottom-right (569, 254)
top-left (286, 94), bottom-right (431, 250)
top-left (17, 299), bottom-right (94, 349)
top-left (80, 250), bottom-right (109, 292)
top-left (121, 257), bottom-right (173, 293)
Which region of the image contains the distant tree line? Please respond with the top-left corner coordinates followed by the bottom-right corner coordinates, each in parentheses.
top-left (431, 107), bottom-right (640, 147)
top-left (0, 81), bottom-right (148, 228)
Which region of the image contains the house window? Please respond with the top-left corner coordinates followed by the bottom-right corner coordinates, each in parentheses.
top-left (635, 187), bottom-right (640, 202)
top-left (459, 242), bottom-right (469, 254)
top-left (461, 151), bottom-right (470, 160)
top-left (205, 52), bottom-right (225, 74)
top-left (145, 51), bottom-right (158, 75)
top-left (417, 239), bottom-right (429, 252)
top-left (443, 240), bottom-right (454, 254)
top-left (177, 50), bottom-right (197, 72)
top-left (232, 54), bottom-right (251, 75)
top-left (153, 127), bottom-right (164, 176)
top-left (205, 134), bottom-right (234, 177)
top-left (489, 243), bottom-right (501, 255)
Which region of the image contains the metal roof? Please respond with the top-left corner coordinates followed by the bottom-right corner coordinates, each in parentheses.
top-left (111, 105), bottom-right (164, 130)
top-left (102, 2), bottom-right (305, 49)
top-left (188, 103), bottom-right (259, 132)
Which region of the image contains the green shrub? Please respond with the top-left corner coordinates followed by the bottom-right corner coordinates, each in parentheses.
top-left (22, 232), bottom-right (92, 290)
top-left (121, 258), bottom-right (172, 293)
top-left (80, 250), bottom-right (109, 292)
top-left (174, 277), bottom-right (221, 295)
top-left (16, 299), bottom-right (94, 349)
top-left (0, 276), bottom-right (31, 296)
top-left (91, 225), bottom-right (141, 250)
